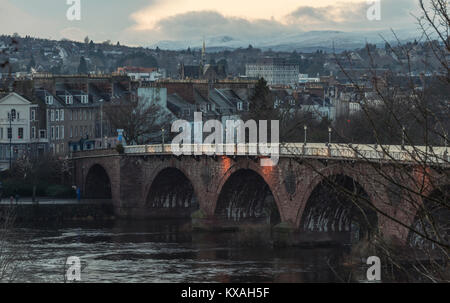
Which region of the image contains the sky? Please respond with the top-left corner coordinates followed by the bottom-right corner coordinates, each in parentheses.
top-left (0, 0), bottom-right (421, 46)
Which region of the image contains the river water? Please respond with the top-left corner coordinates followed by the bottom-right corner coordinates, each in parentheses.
top-left (6, 220), bottom-right (358, 283)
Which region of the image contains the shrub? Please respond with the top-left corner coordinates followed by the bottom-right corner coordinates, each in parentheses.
top-left (116, 144), bottom-right (124, 154)
top-left (45, 185), bottom-right (76, 199)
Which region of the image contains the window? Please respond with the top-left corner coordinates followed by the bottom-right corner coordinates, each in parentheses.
top-left (51, 126), bottom-right (55, 139)
top-left (56, 126), bottom-right (59, 140)
top-left (65, 95), bottom-right (73, 105)
top-left (74, 109), bottom-right (77, 121)
top-left (40, 130), bottom-right (46, 139)
top-left (45, 95), bottom-right (54, 105)
top-left (60, 109), bottom-right (64, 121)
top-left (31, 110), bottom-right (36, 121)
top-left (55, 110), bottom-right (59, 121)
top-left (75, 126), bottom-right (78, 137)
top-left (81, 95), bottom-right (88, 104)
top-left (61, 126), bottom-right (64, 140)
top-left (51, 110), bottom-right (55, 122)
top-left (17, 112), bottom-right (20, 120)
top-left (18, 128), bottom-right (23, 139)
top-left (70, 110), bottom-right (73, 120)
top-left (84, 110), bottom-right (87, 120)
top-left (70, 126), bottom-right (73, 138)
top-left (7, 128), bottom-right (12, 139)
top-left (31, 126), bottom-right (36, 139)
top-left (11, 109), bottom-right (16, 120)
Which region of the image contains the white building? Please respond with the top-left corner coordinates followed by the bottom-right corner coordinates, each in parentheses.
top-left (298, 74), bottom-right (320, 83)
top-left (0, 93), bottom-right (48, 170)
top-left (245, 58), bottom-right (299, 86)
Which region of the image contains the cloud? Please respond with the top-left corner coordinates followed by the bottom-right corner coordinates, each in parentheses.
top-left (124, 0), bottom-right (419, 45)
top-left (287, 0), bottom-right (418, 30)
top-left (149, 11), bottom-right (294, 40)
top-left (0, 0), bottom-right (420, 47)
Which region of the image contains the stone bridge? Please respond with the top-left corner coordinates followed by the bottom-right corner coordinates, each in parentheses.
top-left (72, 143), bottom-right (449, 246)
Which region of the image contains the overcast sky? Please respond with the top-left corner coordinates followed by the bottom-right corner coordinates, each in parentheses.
top-left (0, 0), bottom-right (421, 46)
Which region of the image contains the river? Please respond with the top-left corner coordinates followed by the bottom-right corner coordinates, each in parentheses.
top-left (5, 220), bottom-right (360, 283)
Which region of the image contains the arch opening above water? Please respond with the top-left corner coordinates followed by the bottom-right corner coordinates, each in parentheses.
top-left (301, 174), bottom-right (378, 244)
top-left (215, 169), bottom-right (281, 225)
top-left (85, 164), bottom-right (112, 199)
top-left (145, 168), bottom-right (199, 217)
top-left (408, 185), bottom-right (449, 250)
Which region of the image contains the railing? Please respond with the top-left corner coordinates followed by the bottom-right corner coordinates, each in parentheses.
top-left (123, 143), bottom-right (450, 165)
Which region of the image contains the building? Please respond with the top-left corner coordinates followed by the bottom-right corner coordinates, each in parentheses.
top-left (0, 92), bottom-right (48, 170)
top-left (31, 74), bottom-right (133, 154)
top-left (117, 66), bottom-right (166, 82)
top-left (245, 58), bottom-right (299, 86)
top-left (178, 41), bottom-right (227, 81)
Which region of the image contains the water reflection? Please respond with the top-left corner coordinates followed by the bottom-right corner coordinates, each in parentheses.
top-left (9, 220), bottom-right (352, 283)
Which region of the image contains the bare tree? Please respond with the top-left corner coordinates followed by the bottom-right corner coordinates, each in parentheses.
top-left (0, 206), bottom-right (31, 282)
top-left (289, 0), bottom-right (450, 282)
top-left (104, 95), bottom-right (173, 146)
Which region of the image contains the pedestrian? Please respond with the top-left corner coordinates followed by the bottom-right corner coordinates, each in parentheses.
top-left (15, 193), bottom-right (20, 204)
top-left (76, 187), bottom-right (81, 203)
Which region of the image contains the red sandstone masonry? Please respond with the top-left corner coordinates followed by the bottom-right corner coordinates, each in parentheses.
top-left (73, 151), bottom-right (446, 244)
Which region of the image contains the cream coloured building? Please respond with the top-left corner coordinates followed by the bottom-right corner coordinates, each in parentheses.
top-left (0, 92), bottom-right (48, 170)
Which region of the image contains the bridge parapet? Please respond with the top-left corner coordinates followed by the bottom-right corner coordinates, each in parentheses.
top-left (72, 149), bottom-right (119, 158)
top-left (121, 143), bottom-right (449, 165)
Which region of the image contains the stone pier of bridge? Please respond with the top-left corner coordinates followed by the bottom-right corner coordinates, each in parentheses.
top-left (72, 149), bottom-right (447, 246)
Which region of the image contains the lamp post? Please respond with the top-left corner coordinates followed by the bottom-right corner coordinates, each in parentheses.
top-left (402, 126), bottom-right (406, 148)
top-left (161, 128), bottom-right (165, 151)
top-left (304, 125), bottom-right (308, 145)
top-left (328, 127), bottom-right (332, 146)
top-left (8, 109), bottom-right (14, 170)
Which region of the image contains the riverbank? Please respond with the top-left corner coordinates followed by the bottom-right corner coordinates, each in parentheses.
top-left (0, 199), bottom-right (115, 223)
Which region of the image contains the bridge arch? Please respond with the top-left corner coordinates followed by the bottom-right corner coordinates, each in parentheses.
top-left (84, 164), bottom-right (112, 199)
top-left (143, 163), bottom-right (202, 218)
top-left (407, 184), bottom-right (449, 249)
top-left (296, 163), bottom-right (381, 243)
top-left (214, 165), bottom-right (283, 225)
top-left (300, 174), bottom-right (378, 243)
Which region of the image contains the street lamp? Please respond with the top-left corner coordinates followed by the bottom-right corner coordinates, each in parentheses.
top-left (401, 126), bottom-right (406, 149)
top-left (161, 128), bottom-right (165, 151)
top-left (8, 109), bottom-right (14, 170)
top-left (304, 125), bottom-right (308, 145)
top-left (328, 127), bottom-right (332, 146)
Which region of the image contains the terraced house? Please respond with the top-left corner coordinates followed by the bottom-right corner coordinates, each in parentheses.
top-left (31, 74), bottom-right (133, 155)
top-left (0, 92), bottom-right (48, 170)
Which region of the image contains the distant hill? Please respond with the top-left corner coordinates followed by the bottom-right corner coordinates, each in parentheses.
top-left (150, 29), bottom-right (420, 52)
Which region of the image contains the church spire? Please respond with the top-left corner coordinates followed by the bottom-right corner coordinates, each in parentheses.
top-left (201, 38), bottom-right (206, 67)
